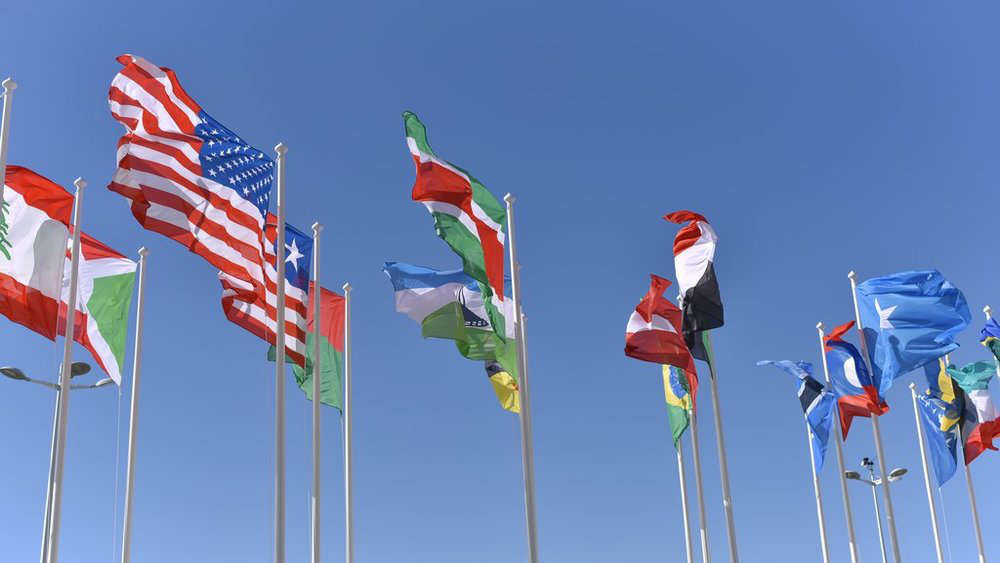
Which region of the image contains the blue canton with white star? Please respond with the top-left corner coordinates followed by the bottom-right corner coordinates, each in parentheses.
top-left (195, 111), bottom-right (274, 219)
top-left (281, 223), bottom-right (313, 293)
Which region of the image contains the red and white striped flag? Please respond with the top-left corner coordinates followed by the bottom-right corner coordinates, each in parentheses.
top-left (625, 274), bottom-right (697, 378)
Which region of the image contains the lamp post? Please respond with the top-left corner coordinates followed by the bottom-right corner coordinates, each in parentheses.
top-left (1, 362), bottom-right (109, 563)
top-left (845, 457), bottom-right (907, 563)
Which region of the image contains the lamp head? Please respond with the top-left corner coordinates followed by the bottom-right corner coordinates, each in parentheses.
top-left (0, 366), bottom-right (28, 381)
top-left (888, 468), bottom-right (907, 481)
top-left (844, 471), bottom-right (861, 480)
top-left (70, 362), bottom-right (91, 377)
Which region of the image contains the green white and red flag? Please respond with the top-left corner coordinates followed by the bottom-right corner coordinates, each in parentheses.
top-left (403, 112), bottom-right (511, 340)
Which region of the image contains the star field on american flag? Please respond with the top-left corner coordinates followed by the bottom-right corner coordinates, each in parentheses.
top-left (195, 112), bottom-right (274, 217)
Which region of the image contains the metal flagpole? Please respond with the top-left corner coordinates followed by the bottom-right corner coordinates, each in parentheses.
top-left (675, 439), bottom-right (694, 563)
top-left (46, 177), bottom-right (86, 563)
top-left (310, 223), bottom-right (322, 563)
top-left (273, 143), bottom-right (288, 563)
top-left (908, 383), bottom-right (944, 563)
top-left (804, 423), bottom-right (830, 563)
top-left (120, 248), bottom-right (149, 563)
top-left (687, 405), bottom-right (710, 563)
top-left (701, 332), bottom-right (739, 562)
top-left (815, 323), bottom-right (859, 563)
top-left (0, 77), bottom-right (17, 204)
top-left (342, 282), bottom-right (353, 563)
top-left (39, 387), bottom-right (61, 563)
top-left (945, 351), bottom-right (987, 563)
top-left (503, 194), bottom-right (540, 563)
top-left (847, 271), bottom-right (901, 563)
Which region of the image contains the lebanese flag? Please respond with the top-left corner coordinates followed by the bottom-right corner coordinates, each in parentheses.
top-left (0, 166), bottom-right (73, 340)
top-left (625, 274), bottom-right (698, 396)
top-left (664, 211), bottom-right (723, 358)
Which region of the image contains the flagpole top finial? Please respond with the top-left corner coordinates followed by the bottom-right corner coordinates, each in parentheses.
top-left (73, 177), bottom-right (86, 190)
top-left (816, 322), bottom-right (824, 331)
top-left (504, 193), bottom-right (515, 204)
top-left (2, 78), bottom-right (16, 92)
top-left (984, 305), bottom-right (992, 317)
top-left (908, 382), bottom-right (916, 390)
top-left (311, 222), bottom-right (323, 234)
top-left (847, 270), bottom-right (857, 281)
top-left (137, 247), bottom-right (149, 258)
top-left (274, 142), bottom-right (287, 155)
top-left (342, 282), bottom-right (351, 293)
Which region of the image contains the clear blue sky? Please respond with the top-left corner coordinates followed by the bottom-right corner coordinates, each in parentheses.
top-left (2, 1), bottom-right (998, 562)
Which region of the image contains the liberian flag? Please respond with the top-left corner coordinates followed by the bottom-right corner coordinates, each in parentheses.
top-left (664, 211), bottom-right (723, 359)
top-left (825, 320), bottom-right (888, 439)
top-left (403, 112), bottom-right (510, 340)
top-left (625, 274), bottom-right (697, 385)
top-left (0, 166), bottom-right (73, 340)
top-left (58, 234), bottom-right (137, 384)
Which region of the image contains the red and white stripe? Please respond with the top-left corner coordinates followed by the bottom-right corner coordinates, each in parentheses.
top-left (664, 211), bottom-right (717, 296)
top-left (219, 217), bottom-right (308, 366)
top-left (624, 274), bottom-right (696, 374)
top-left (107, 54), bottom-right (268, 296)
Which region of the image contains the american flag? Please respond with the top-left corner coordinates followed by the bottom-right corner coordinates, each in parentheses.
top-left (221, 217), bottom-right (312, 367)
top-left (107, 54), bottom-right (308, 364)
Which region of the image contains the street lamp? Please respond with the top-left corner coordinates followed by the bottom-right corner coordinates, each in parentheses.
top-left (845, 457), bottom-right (907, 563)
top-left (0, 362), bottom-right (110, 390)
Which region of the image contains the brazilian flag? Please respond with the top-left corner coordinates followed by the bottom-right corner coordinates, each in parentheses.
top-left (663, 365), bottom-right (694, 447)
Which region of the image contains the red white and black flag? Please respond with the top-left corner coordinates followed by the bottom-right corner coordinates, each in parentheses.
top-left (664, 211), bottom-right (723, 360)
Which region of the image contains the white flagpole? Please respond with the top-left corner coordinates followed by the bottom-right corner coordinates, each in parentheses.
top-left (908, 383), bottom-right (944, 563)
top-left (310, 223), bottom-right (322, 563)
top-left (675, 439), bottom-right (694, 563)
top-left (0, 77), bottom-right (17, 204)
top-left (945, 352), bottom-right (988, 563)
top-left (687, 405), bottom-right (710, 563)
top-left (273, 143), bottom-right (288, 563)
top-left (46, 177), bottom-right (85, 563)
top-left (815, 323), bottom-right (859, 563)
top-left (700, 333), bottom-right (739, 562)
top-left (39, 387), bottom-right (61, 563)
top-left (847, 271), bottom-right (901, 563)
top-left (804, 422), bottom-right (830, 563)
top-left (120, 247), bottom-right (149, 563)
top-left (503, 194), bottom-right (540, 563)
top-left (342, 282), bottom-right (353, 563)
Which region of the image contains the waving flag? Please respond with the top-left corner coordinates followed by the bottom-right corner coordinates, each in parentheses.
top-left (663, 365), bottom-right (694, 447)
top-left (916, 391), bottom-right (959, 486)
top-left (59, 234), bottom-right (137, 384)
top-left (945, 360), bottom-right (1000, 464)
top-left (980, 318), bottom-right (1000, 362)
top-left (107, 54), bottom-right (274, 297)
top-left (664, 211), bottom-right (723, 360)
top-left (856, 270), bottom-right (971, 389)
top-left (403, 112), bottom-right (510, 340)
top-left (221, 219), bottom-right (311, 367)
top-left (825, 321), bottom-right (888, 439)
top-left (0, 166), bottom-right (73, 339)
top-left (757, 360), bottom-right (836, 471)
top-left (625, 274), bottom-right (697, 381)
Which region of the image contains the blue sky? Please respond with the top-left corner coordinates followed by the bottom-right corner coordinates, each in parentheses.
top-left (2, 1), bottom-right (999, 562)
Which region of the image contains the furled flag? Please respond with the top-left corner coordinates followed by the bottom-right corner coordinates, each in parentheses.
top-left (0, 166), bottom-right (73, 339)
top-left (221, 219), bottom-right (312, 367)
top-left (58, 234), bottom-right (137, 384)
top-left (625, 274), bottom-right (698, 382)
top-left (663, 365), bottom-right (694, 447)
top-left (757, 360), bottom-right (837, 471)
top-left (856, 270), bottom-right (971, 391)
top-left (944, 360), bottom-right (1000, 464)
top-left (268, 283), bottom-right (344, 409)
top-left (107, 54), bottom-right (275, 302)
top-left (824, 321), bottom-right (888, 439)
top-left (663, 211), bottom-right (723, 361)
top-left (916, 391), bottom-right (959, 487)
top-left (403, 112), bottom-right (509, 340)
top-left (979, 318), bottom-right (1000, 362)
top-left (383, 261), bottom-right (519, 412)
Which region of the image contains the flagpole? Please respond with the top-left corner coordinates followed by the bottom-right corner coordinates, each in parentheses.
top-left (120, 247), bottom-right (149, 563)
top-left (847, 271), bottom-right (901, 563)
top-left (0, 77), bottom-right (17, 204)
top-left (45, 177), bottom-right (85, 563)
top-left (700, 333), bottom-right (739, 562)
top-left (804, 423), bottom-right (830, 563)
top-left (310, 223), bottom-right (323, 563)
top-left (342, 282), bottom-right (353, 563)
top-left (503, 194), bottom-right (540, 563)
top-left (687, 405), bottom-right (710, 563)
top-left (39, 386), bottom-right (61, 563)
top-left (273, 143), bottom-right (288, 563)
top-left (984, 306), bottom-right (999, 378)
top-left (907, 383), bottom-right (944, 563)
top-left (815, 323), bottom-right (859, 563)
top-left (675, 439), bottom-right (694, 563)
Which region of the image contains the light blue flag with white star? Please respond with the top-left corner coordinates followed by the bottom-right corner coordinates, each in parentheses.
top-left (856, 270), bottom-right (971, 394)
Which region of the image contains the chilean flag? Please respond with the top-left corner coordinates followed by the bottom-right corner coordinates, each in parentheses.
top-left (664, 211), bottom-right (723, 360)
top-left (625, 274), bottom-right (698, 395)
top-left (825, 320), bottom-right (888, 439)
